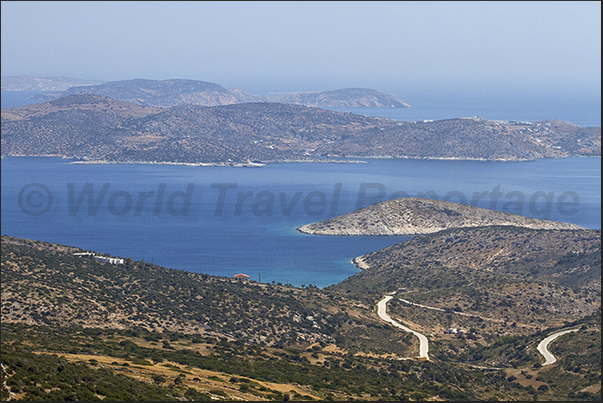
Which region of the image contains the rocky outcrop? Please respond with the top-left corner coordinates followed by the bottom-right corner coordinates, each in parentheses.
top-left (297, 198), bottom-right (584, 235)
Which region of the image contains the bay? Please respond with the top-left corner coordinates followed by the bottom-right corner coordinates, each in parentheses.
top-left (1, 156), bottom-right (600, 288)
top-left (2, 88), bottom-right (600, 287)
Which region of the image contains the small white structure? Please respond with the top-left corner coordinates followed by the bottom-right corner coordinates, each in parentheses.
top-left (94, 256), bottom-right (124, 265)
top-left (72, 252), bottom-right (95, 257)
top-left (73, 252), bottom-right (123, 265)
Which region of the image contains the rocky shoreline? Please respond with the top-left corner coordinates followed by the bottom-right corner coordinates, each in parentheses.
top-left (351, 256), bottom-right (371, 271)
top-left (297, 198), bottom-right (585, 236)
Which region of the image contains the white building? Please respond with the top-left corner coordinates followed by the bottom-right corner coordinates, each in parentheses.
top-left (94, 256), bottom-right (124, 265)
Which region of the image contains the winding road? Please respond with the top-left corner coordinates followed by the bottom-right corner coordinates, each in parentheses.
top-left (536, 327), bottom-right (580, 366)
top-left (378, 294), bottom-right (582, 366)
top-left (376, 295), bottom-right (429, 360)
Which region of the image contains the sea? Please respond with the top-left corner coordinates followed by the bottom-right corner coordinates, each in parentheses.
top-left (1, 89), bottom-right (601, 287)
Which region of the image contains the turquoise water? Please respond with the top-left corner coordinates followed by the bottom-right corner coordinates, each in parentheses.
top-left (2, 90), bottom-right (600, 287)
top-left (1, 156), bottom-right (600, 287)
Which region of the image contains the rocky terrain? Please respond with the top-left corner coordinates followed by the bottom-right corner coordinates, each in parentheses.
top-left (330, 226), bottom-right (600, 329)
top-left (58, 78), bottom-right (411, 108)
top-left (2, 94), bottom-right (600, 164)
top-left (297, 197), bottom-right (584, 235)
top-left (328, 225), bottom-right (601, 372)
top-left (1, 232), bottom-right (600, 401)
top-left (0, 236), bottom-right (365, 346)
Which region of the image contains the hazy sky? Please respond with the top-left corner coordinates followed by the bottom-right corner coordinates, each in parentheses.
top-left (1, 1), bottom-right (600, 96)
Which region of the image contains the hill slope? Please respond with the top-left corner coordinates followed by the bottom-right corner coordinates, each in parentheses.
top-left (331, 226), bottom-right (600, 299)
top-left (297, 197), bottom-right (584, 235)
top-left (2, 234), bottom-right (600, 400)
top-left (2, 94), bottom-right (600, 163)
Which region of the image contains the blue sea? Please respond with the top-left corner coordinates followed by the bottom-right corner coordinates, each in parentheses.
top-left (1, 90), bottom-right (601, 287)
top-left (328, 89), bottom-right (602, 128)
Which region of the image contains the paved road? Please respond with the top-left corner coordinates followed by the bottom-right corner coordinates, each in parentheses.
top-left (379, 295), bottom-right (581, 366)
top-left (377, 295), bottom-right (429, 360)
top-left (536, 327), bottom-right (580, 366)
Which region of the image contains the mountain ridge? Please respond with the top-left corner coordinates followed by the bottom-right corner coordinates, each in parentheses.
top-left (10, 77), bottom-right (411, 108)
top-left (1, 94), bottom-right (600, 164)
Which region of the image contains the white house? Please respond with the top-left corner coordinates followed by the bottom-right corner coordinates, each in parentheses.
top-left (94, 256), bottom-right (124, 265)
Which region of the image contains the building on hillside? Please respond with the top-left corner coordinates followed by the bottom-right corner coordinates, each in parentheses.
top-left (233, 273), bottom-right (250, 282)
top-left (73, 252), bottom-right (123, 265)
top-left (94, 256), bottom-right (124, 265)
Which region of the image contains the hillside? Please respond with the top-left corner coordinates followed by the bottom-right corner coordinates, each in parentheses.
top-left (298, 197), bottom-right (584, 235)
top-left (315, 116), bottom-right (601, 160)
top-left (1, 96), bottom-right (389, 164)
top-left (331, 226), bottom-right (600, 315)
top-left (330, 225), bottom-right (600, 372)
top-left (2, 94), bottom-right (600, 164)
top-left (1, 234), bottom-right (600, 400)
top-left (0, 236), bottom-right (527, 401)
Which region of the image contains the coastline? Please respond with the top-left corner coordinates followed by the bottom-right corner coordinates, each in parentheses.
top-left (68, 158), bottom-right (369, 167)
top-left (352, 256), bottom-right (371, 270)
top-left (0, 155), bottom-right (368, 167)
top-left (2, 153), bottom-right (601, 166)
top-left (69, 160), bottom-right (267, 168)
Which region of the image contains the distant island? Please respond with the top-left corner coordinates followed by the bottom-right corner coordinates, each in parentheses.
top-left (261, 88), bottom-right (411, 108)
top-left (2, 76), bottom-right (411, 109)
top-left (1, 75), bottom-right (102, 92)
top-left (297, 198), bottom-right (584, 236)
top-left (1, 94), bottom-right (600, 164)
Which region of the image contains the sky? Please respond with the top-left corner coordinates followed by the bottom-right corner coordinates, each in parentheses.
top-left (1, 1), bottom-right (601, 97)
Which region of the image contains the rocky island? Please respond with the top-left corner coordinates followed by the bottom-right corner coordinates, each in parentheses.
top-left (297, 197), bottom-right (585, 236)
top-left (264, 87), bottom-right (411, 108)
top-left (5, 77), bottom-right (411, 108)
top-left (2, 94), bottom-right (600, 164)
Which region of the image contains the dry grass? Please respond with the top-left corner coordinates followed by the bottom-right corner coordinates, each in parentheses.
top-left (38, 352), bottom-right (324, 401)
